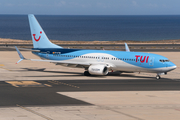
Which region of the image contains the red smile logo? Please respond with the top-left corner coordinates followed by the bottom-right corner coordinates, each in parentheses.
top-left (33, 31), bottom-right (42, 42)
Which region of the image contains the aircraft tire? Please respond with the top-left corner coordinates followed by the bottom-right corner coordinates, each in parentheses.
top-left (84, 71), bottom-right (91, 76)
top-left (156, 75), bottom-right (161, 79)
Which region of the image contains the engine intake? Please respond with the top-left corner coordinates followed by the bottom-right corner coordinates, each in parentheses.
top-left (88, 64), bottom-right (108, 75)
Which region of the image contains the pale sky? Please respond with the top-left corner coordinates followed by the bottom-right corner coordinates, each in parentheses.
top-left (0, 0), bottom-right (180, 15)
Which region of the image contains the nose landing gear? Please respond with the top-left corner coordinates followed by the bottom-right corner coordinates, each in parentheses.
top-left (156, 75), bottom-right (161, 79)
top-left (156, 72), bottom-right (167, 79)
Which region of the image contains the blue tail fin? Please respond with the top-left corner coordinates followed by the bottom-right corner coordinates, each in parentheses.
top-left (28, 14), bottom-right (63, 49)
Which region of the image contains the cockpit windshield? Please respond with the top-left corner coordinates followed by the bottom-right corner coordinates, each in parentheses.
top-left (159, 59), bottom-right (170, 62)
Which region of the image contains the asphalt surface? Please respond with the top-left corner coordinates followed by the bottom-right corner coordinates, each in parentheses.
top-left (1, 79), bottom-right (180, 107)
top-left (0, 45), bottom-right (179, 107)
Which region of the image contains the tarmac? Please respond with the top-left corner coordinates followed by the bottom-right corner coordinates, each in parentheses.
top-left (0, 49), bottom-right (180, 120)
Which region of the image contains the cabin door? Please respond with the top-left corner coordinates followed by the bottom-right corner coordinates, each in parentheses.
top-left (46, 51), bottom-right (50, 59)
top-left (149, 57), bottom-right (154, 66)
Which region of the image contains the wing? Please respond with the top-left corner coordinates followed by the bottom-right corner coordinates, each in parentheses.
top-left (15, 46), bottom-right (113, 68)
top-left (31, 59), bottom-right (90, 67)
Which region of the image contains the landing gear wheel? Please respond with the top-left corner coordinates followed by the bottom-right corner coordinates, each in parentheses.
top-left (84, 71), bottom-right (91, 76)
top-left (118, 72), bottom-right (122, 75)
top-left (156, 75), bottom-right (161, 79)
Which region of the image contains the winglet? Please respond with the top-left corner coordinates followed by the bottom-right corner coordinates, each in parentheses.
top-left (125, 43), bottom-right (130, 52)
top-left (15, 46), bottom-right (25, 64)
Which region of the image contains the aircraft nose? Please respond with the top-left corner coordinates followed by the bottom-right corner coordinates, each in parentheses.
top-left (167, 62), bottom-right (177, 71)
top-left (173, 64), bottom-right (177, 69)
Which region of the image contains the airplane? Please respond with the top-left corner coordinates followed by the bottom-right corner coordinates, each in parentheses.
top-left (15, 14), bottom-right (177, 79)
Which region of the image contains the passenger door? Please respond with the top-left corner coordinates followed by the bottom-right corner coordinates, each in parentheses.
top-left (149, 57), bottom-right (154, 66)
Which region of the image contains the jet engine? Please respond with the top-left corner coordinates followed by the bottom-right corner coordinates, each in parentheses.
top-left (88, 64), bottom-right (108, 75)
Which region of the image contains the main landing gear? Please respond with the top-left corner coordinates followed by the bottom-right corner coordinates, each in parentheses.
top-left (84, 71), bottom-right (91, 76)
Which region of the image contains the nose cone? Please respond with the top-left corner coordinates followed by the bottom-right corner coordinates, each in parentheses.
top-left (167, 62), bottom-right (177, 71)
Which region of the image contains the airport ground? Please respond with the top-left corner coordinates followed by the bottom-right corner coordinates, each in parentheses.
top-left (0, 46), bottom-right (180, 120)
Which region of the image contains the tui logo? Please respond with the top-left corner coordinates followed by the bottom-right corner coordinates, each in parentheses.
top-left (135, 55), bottom-right (149, 63)
top-left (33, 31), bottom-right (42, 42)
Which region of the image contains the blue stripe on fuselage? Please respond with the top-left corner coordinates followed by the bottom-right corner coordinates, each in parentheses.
top-left (32, 48), bottom-right (170, 69)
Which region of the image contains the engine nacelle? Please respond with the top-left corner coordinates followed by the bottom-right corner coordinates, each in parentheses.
top-left (88, 65), bottom-right (108, 75)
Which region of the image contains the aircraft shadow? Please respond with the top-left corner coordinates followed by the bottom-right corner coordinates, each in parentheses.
top-left (18, 67), bottom-right (157, 79)
top-left (20, 68), bottom-right (83, 75)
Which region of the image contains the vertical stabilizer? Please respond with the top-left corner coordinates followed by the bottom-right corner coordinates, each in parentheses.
top-left (28, 14), bottom-right (62, 48)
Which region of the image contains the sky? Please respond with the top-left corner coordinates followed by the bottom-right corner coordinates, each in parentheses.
top-left (0, 0), bottom-right (180, 15)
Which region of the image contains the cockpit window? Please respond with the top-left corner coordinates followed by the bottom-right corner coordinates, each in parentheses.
top-left (159, 59), bottom-right (170, 62)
